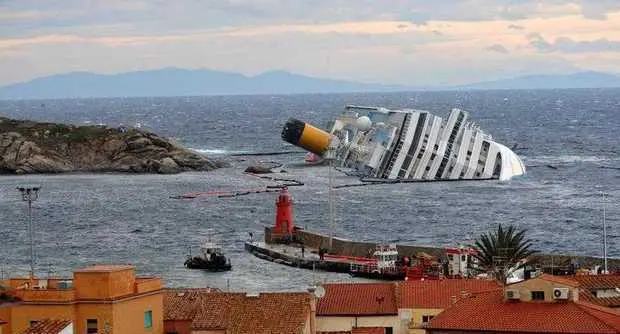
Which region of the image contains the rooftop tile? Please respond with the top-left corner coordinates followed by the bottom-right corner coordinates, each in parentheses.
top-left (20, 319), bottom-right (71, 334)
top-left (427, 290), bottom-right (620, 333)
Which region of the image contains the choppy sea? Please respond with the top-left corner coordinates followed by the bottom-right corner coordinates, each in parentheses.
top-left (0, 89), bottom-right (618, 291)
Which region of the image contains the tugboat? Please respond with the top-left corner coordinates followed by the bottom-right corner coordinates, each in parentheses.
top-left (184, 239), bottom-right (232, 271)
top-left (348, 244), bottom-right (408, 280)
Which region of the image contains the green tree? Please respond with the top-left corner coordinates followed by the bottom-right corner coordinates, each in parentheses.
top-left (470, 224), bottom-right (538, 285)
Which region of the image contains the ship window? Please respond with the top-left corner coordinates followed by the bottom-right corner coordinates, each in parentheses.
top-left (425, 166), bottom-right (430, 171)
top-left (434, 145), bottom-right (439, 150)
top-left (417, 153), bottom-right (423, 159)
top-left (531, 291), bottom-right (545, 300)
top-left (467, 150), bottom-right (472, 156)
top-left (144, 310), bottom-right (153, 329)
top-left (87, 319), bottom-right (98, 334)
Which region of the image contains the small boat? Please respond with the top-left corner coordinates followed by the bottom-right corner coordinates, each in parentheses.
top-left (347, 244), bottom-right (408, 280)
top-left (184, 239), bottom-right (232, 271)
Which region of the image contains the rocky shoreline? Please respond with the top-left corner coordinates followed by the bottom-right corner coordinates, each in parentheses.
top-left (0, 117), bottom-right (226, 174)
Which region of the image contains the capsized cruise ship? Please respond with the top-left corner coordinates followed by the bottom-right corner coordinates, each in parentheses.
top-left (282, 105), bottom-right (526, 181)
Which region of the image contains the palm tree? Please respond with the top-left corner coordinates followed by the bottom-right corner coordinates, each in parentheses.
top-left (470, 224), bottom-right (538, 285)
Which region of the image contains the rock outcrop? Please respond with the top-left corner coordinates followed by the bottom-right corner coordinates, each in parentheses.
top-left (0, 117), bottom-right (226, 174)
top-left (244, 165), bottom-right (274, 174)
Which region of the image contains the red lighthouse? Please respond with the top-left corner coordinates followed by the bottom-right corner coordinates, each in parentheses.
top-left (273, 187), bottom-right (295, 238)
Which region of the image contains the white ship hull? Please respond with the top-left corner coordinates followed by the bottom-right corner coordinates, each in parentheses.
top-left (282, 105), bottom-right (526, 181)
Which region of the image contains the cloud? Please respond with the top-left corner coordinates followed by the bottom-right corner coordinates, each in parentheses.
top-left (508, 24), bottom-right (525, 30)
top-left (3, 1), bottom-right (620, 38)
top-left (485, 44), bottom-right (510, 54)
top-left (528, 33), bottom-right (620, 53)
top-left (2, 1), bottom-right (620, 86)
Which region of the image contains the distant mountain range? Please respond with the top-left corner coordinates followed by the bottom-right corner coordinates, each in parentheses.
top-left (1, 68), bottom-right (620, 100)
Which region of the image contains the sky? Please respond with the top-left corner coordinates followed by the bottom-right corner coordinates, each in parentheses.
top-left (1, 0), bottom-right (620, 86)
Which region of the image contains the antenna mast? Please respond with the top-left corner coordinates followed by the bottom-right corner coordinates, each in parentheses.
top-left (326, 143), bottom-right (336, 251)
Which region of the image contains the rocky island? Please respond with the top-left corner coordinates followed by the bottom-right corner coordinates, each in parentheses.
top-left (0, 117), bottom-right (225, 174)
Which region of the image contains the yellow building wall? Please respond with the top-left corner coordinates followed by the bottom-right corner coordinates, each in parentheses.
top-left (317, 316), bottom-right (401, 333)
top-left (74, 269), bottom-right (135, 300)
top-left (509, 278), bottom-right (577, 302)
top-left (0, 307), bottom-right (11, 333)
top-left (400, 308), bottom-right (444, 334)
top-left (8, 304), bottom-right (74, 334)
top-left (75, 303), bottom-right (114, 334)
top-left (113, 292), bottom-right (163, 334)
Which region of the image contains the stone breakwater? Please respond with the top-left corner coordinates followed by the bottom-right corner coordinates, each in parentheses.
top-left (271, 228), bottom-right (620, 272)
top-left (0, 117), bottom-right (226, 174)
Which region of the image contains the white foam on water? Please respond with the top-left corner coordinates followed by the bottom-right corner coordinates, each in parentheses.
top-left (524, 155), bottom-right (609, 165)
top-left (190, 148), bottom-right (248, 155)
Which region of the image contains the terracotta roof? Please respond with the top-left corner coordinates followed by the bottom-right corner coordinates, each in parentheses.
top-left (165, 290), bottom-right (312, 333)
top-left (573, 274), bottom-right (620, 290)
top-left (427, 290), bottom-right (620, 333)
top-left (164, 288), bottom-right (219, 320)
top-left (399, 279), bottom-right (500, 309)
top-left (539, 274), bottom-right (620, 308)
top-left (582, 295), bottom-right (620, 309)
top-left (536, 274), bottom-right (580, 287)
top-left (74, 264), bottom-right (134, 272)
top-left (20, 319), bottom-right (71, 334)
top-left (317, 283), bottom-right (398, 316)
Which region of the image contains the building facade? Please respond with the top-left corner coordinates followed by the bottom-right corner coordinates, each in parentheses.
top-left (0, 264), bottom-right (163, 334)
top-left (426, 274), bottom-right (620, 333)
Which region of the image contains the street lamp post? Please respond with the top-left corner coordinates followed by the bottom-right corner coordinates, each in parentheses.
top-left (17, 185), bottom-right (40, 284)
top-left (325, 144), bottom-right (336, 252)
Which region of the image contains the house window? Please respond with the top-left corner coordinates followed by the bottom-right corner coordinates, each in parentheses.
top-left (448, 254), bottom-right (454, 260)
top-left (531, 291), bottom-right (545, 300)
top-left (144, 310), bottom-right (153, 329)
top-left (422, 315), bottom-right (435, 323)
top-left (461, 255), bottom-right (466, 261)
top-left (385, 327), bottom-right (393, 334)
top-left (87, 319), bottom-right (98, 334)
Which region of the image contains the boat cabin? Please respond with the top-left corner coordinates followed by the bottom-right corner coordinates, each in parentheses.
top-left (200, 242), bottom-right (223, 259)
top-left (373, 244), bottom-right (399, 270)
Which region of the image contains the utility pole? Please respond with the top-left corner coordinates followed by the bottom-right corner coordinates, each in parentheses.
top-left (17, 185), bottom-right (40, 286)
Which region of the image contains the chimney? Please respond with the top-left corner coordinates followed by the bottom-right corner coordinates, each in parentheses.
top-left (246, 292), bottom-right (260, 298)
top-left (572, 288), bottom-right (579, 302)
top-left (309, 296), bottom-right (317, 334)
